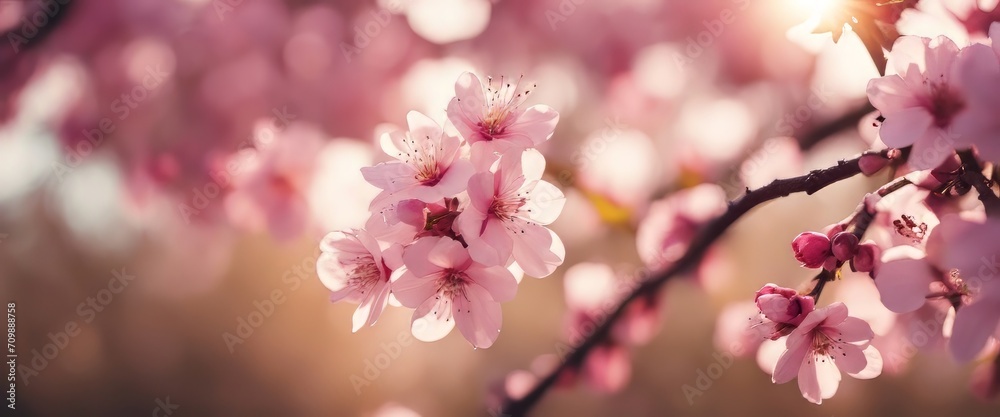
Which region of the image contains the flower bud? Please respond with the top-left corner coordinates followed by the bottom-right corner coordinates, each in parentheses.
top-left (792, 232), bottom-right (832, 269)
top-left (754, 284), bottom-right (815, 326)
top-left (851, 242), bottom-right (881, 274)
top-left (859, 153), bottom-right (890, 176)
top-left (831, 232), bottom-right (860, 262)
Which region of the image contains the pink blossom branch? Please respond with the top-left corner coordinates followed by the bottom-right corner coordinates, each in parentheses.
top-left (958, 150), bottom-right (1000, 217)
top-left (500, 148), bottom-right (894, 416)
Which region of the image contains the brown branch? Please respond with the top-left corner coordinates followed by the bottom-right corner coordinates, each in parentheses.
top-left (500, 149), bottom-right (893, 416)
top-left (958, 150), bottom-right (1000, 217)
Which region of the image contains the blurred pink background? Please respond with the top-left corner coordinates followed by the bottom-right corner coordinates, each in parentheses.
top-left (0, 0), bottom-right (997, 415)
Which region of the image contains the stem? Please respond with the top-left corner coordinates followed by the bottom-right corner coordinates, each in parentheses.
top-left (958, 150), bottom-right (1000, 217)
top-left (500, 149), bottom-right (893, 417)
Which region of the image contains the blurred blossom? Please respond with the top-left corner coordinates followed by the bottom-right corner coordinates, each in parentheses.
top-left (636, 184), bottom-right (727, 270)
top-left (576, 128), bottom-right (665, 210)
top-left (405, 0), bottom-right (491, 44)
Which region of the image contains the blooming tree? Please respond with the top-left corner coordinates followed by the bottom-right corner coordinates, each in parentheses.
top-left (317, 5), bottom-right (1000, 414)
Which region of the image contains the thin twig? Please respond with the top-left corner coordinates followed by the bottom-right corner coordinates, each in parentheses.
top-left (500, 149), bottom-right (893, 416)
top-left (958, 150), bottom-right (1000, 217)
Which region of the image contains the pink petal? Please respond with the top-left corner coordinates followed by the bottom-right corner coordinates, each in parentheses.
top-left (433, 159), bottom-right (475, 198)
top-left (875, 248), bottom-right (935, 313)
top-left (466, 171), bottom-right (495, 213)
top-left (522, 180), bottom-right (565, 225)
top-left (506, 104), bottom-right (559, 146)
top-left (949, 298), bottom-right (1000, 362)
top-left (773, 336), bottom-right (809, 384)
top-left (830, 316), bottom-right (875, 343)
top-left (402, 237), bottom-right (446, 276)
top-left (510, 221), bottom-right (564, 278)
top-left (405, 110), bottom-right (443, 144)
top-left (847, 345), bottom-right (883, 380)
top-left (351, 279), bottom-right (391, 332)
top-left (453, 283), bottom-right (503, 348)
top-left (361, 162), bottom-right (419, 192)
top-left (876, 107), bottom-right (933, 149)
top-left (518, 148), bottom-right (548, 183)
top-left (907, 129), bottom-right (953, 171)
top-left (464, 217), bottom-right (514, 267)
top-left (867, 75), bottom-right (920, 114)
top-left (390, 270), bottom-right (438, 308)
top-left (833, 342), bottom-right (867, 374)
top-left (425, 235), bottom-right (471, 270)
top-left (465, 264), bottom-right (518, 302)
top-left (318, 252), bottom-right (357, 301)
top-left (411, 293), bottom-right (457, 342)
top-left (797, 354), bottom-right (841, 404)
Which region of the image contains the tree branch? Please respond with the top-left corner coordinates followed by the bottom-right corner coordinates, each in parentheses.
top-left (500, 149), bottom-right (893, 416)
top-left (958, 150), bottom-right (1000, 217)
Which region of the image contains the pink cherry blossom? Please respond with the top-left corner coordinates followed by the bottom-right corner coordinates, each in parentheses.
top-left (391, 236), bottom-right (518, 348)
top-left (446, 72), bottom-right (559, 168)
top-left (316, 229), bottom-right (393, 332)
top-left (361, 111), bottom-right (475, 210)
top-left (772, 303), bottom-right (883, 404)
top-left (867, 35), bottom-right (966, 170)
top-left (755, 284), bottom-right (815, 327)
top-left (953, 22), bottom-right (1000, 162)
top-left (224, 122), bottom-right (325, 241)
top-left (455, 149), bottom-right (566, 278)
top-left (875, 214), bottom-right (1000, 361)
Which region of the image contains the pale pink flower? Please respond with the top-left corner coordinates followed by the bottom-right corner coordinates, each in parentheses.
top-left (875, 215), bottom-right (1000, 361)
top-left (455, 149), bottom-right (566, 278)
top-left (867, 35), bottom-right (966, 170)
top-left (560, 262), bottom-right (662, 392)
top-left (316, 229), bottom-right (393, 332)
top-left (391, 237), bottom-right (518, 348)
top-left (635, 184), bottom-right (727, 270)
top-left (225, 123), bottom-right (325, 241)
top-left (953, 22), bottom-right (1000, 162)
top-left (361, 111), bottom-right (474, 210)
top-left (772, 303), bottom-right (883, 404)
top-left (446, 72), bottom-right (559, 168)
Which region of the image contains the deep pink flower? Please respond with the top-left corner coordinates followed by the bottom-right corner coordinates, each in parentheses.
top-left (875, 215), bottom-right (1000, 361)
top-left (772, 303), bottom-right (883, 404)
top-left (755, 284), bottom-right (815, 326)
top-left (867, 35), bottom-right (966, 170)
top-left (361, 111), bottom-right (474, 210)
top-left (391, 237), bottom-right (518, 348)
top-left (455, 149), bottom-right (566, 278)
top-left (953, 22), bottom-right (1000, 162)
top-left (792, 232), bottom-right (833, 269)
top-left (851, 242), bottom-right (881, 274)
top-left (446, 72), bottom-right (559, 168)
top-left (316, 229), bottom-right (393, 332)
top-left (831, 232), bottom-right (860, 262)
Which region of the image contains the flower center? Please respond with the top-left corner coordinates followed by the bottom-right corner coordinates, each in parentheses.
top-left (348, 256), bottom-right (382, 294)
top-left (477, 75), bottom-right (535, 140)
top-left (924, 79), bottom-right (965, 128)
top-left (490, 195), bottom-right (526, 221)
top-left (438, 269), bottom-right (469, 298)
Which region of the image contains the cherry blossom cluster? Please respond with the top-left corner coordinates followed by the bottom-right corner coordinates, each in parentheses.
top-left (316, 73), bottom-right (565, 348)
top-left (738, 22), bottom-right (1000, 405)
